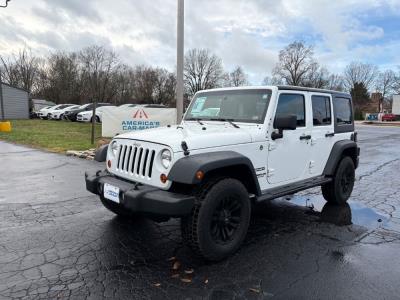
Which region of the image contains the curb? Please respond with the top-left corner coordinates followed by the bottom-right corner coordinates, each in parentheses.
top-left (66, 149), bottom-right (96, 160)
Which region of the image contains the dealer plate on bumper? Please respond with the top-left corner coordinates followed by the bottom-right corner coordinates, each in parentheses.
top-left (104, 183), bottom-right (120, 203)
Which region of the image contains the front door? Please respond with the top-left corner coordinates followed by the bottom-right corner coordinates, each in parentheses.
top-left (267, 92), bottom-right (312, 184)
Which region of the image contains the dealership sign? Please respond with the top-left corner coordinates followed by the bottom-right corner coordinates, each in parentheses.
top-left (102, 106), bottom-right (177, 137)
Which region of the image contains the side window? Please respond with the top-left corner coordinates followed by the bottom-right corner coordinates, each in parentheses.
top-left (334, 98), bottom-right (352, 125)
top-left (312, 95), bottom-right (331, 126)
top-left (275, 94), bottom-right (305, 127)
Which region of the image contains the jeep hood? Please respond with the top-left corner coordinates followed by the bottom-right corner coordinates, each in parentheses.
top-left (115, 123), bottom-right (255, 152)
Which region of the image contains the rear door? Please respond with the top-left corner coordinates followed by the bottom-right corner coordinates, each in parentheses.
top-left (309, 93), bottom-right (335, 175)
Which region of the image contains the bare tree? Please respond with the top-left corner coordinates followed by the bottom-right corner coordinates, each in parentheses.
top-left (153, 68), bottom-right (176, 106)
top-left (37, 52), bottom-right (83, 104)
top-left (395, 68), bottom-right (400, 94)
top-left (131, 66), bottom-right (176, 106)
top-left (0, 47), bottom-right (40, 93)
top-left (184, 49), bottom-right (224, 95)
top-left (225, 66), bottom-right (248, 87)
top-left (326, 74), bottom-right (345, 91)
top-left (343, 62), bottom-right (378, 92)
top-left (262, 76), bottom-right (284, 85)
top-left (273, 41), bottom-right (315, 86)
top-left (374, 69), bottom-right (396, 112)
top-left (375, 69), bottom-right (396, 98)
top-left (132, 65), bottom-right (159, 103)
top-left (301, 64), bottom-right (329, 88)
top-left (114, 65), bottom-right (136, 104)
top-left (79, 45), bottom-right (120, 103)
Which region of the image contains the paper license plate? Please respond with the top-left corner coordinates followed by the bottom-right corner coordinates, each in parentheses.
top-left (104, 183), bottom-right (120, 203)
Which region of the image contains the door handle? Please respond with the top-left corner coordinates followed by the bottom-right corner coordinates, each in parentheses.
top-left (325, 133), bottom-right (335, 137)
top-left (299, 135), bottom-right (312, 140)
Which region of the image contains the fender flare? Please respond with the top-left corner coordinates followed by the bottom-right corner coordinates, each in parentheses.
top-left (323, 140), bottom-right (359, 176)
top-left (168, 151), bottom-right (261, 195)
top-left (94, 145), bottom-right (108, 162)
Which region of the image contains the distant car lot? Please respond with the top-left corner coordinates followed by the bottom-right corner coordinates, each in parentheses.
top-left (35, 103), bottom-right (168, 123)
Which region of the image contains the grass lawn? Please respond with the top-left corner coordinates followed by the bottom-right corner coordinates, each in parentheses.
top-left (0, 119), bottom-right (107, 153)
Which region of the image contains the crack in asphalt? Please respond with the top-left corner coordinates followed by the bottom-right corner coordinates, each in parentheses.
top-left (357, 158), bottom-right (400, 181)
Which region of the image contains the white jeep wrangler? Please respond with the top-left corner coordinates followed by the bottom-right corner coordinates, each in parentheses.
top-left (86, 86), bottom-right (359, 261)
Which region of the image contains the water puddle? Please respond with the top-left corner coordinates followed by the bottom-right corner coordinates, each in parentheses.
top-left (287, 195), bottom-right (390, 229)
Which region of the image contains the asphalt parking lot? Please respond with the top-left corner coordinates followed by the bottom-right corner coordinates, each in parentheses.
top-left (1, 125), bottom-right (400, 299)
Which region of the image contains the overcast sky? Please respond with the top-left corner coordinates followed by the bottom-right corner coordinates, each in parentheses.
top-left (0, 0), bottom-right (399, 84)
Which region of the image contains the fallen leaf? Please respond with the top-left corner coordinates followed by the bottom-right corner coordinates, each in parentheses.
top-left (180, 277), bottom-right (192, 283)
top-left (171, 273), bottom-right (180, 279)
top-left (184, 268), bottom-right (194, 274)
top-left (204, 279), bottom-right (209, 284)
top-left (153, 283), bottom-right (161, 287)
top-left (167, 256), bottom-right (176, 261)
top-left (249, 288), bottom-right (260, 293)
top-left (172, 261), bottom-right (181, 270)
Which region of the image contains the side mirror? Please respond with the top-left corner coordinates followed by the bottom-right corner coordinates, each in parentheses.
top-left (271, 115), bottom-right (297, 140)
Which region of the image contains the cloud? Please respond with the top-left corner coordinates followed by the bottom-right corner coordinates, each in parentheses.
top-left (41, 0), bottom-right (102, 22)
top-left (0, 0), bottom-right (399, 84)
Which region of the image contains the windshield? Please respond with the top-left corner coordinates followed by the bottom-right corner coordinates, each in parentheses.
top-left (184, 89), bottom-right (272, 124)
top-left (56, 105), bottom-right (72, 110)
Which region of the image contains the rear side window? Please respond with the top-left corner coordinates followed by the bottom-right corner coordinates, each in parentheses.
top-left (334, 98), bottom-right (352, 125)
top-left (312, 96), bottom-right (331, 126)
top-left (275, 94), bottom-right (305, 127)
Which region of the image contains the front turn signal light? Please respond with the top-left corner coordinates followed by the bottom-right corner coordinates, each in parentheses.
top-left (196, 171), bottom-right (204, 181)
top-left (107, 160), bottom-right (112, 168)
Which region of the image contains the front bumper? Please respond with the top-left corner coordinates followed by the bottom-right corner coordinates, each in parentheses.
top-left (85, 170), bottom-right (195, 217)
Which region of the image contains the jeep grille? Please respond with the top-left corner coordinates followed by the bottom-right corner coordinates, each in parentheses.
top-left (116, 145), bottom-right (156, 178)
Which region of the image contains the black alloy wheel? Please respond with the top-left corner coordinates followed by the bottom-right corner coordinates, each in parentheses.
top-left (211, 195), bottom-right (243, 244)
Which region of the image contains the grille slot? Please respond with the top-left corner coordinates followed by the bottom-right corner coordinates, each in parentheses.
top-left (117, 145), bottom-right (123, 169)
top-left (116, 143), bottom-right (156, 179)
top-left (148, 150), bottom-right (156, 178)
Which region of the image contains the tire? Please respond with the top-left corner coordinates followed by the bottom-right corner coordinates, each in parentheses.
top-left (90, 116), bottom-right (100, 123)
top-left (181, 178), bottom-right (251, 261)
top-left (322, 156), bottom-right (355, 205)
top-left (100, 196), bottom-right (136, 218)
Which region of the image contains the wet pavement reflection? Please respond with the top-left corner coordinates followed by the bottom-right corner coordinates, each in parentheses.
top-left (287, 195), bottom-right (389, 229)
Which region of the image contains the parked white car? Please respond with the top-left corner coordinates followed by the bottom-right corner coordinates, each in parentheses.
top-left (77, 106), bottom-right (115, 123)
top-left (38, 105), bottom-right (63, 119)
top-left (44, 104), bottom-right (75, 120)
top-left (49, 105), bottom-right (80, 120)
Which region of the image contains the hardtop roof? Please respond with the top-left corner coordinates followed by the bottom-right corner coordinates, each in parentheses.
top-left (196, 85), bottom-right (351, 98)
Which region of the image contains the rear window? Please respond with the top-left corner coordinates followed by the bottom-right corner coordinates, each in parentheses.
top-left (312, 96), bottom-right (331, 126)
top-left (334, 98), bottom-right (352, 125)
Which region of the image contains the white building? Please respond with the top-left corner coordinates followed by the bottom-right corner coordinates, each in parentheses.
top-left (0, 83), bottom-right (29, 119)
top-left (393, 95), bottom-right (400, 115)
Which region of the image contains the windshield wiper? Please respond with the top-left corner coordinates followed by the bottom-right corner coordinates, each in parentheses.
top-left (186, 118), bottom-right (204, 125)
top-left (210, 118), bottom-right (240, 128)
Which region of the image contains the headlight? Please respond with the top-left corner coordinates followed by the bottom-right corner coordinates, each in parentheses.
top-left (161, 149), bottom-right (172, 169)
top-left (110, 141), bottom-right (119, 157)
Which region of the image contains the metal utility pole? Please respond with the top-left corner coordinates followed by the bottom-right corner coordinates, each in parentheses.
top-left (91, 100), bottom-right (96, 145)
top-left (176, 0), bottom-right (184, 123)
top-left (0, 1), bottom-right (10, 120)
top-left (0, 69), bottom-right (4, 120)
